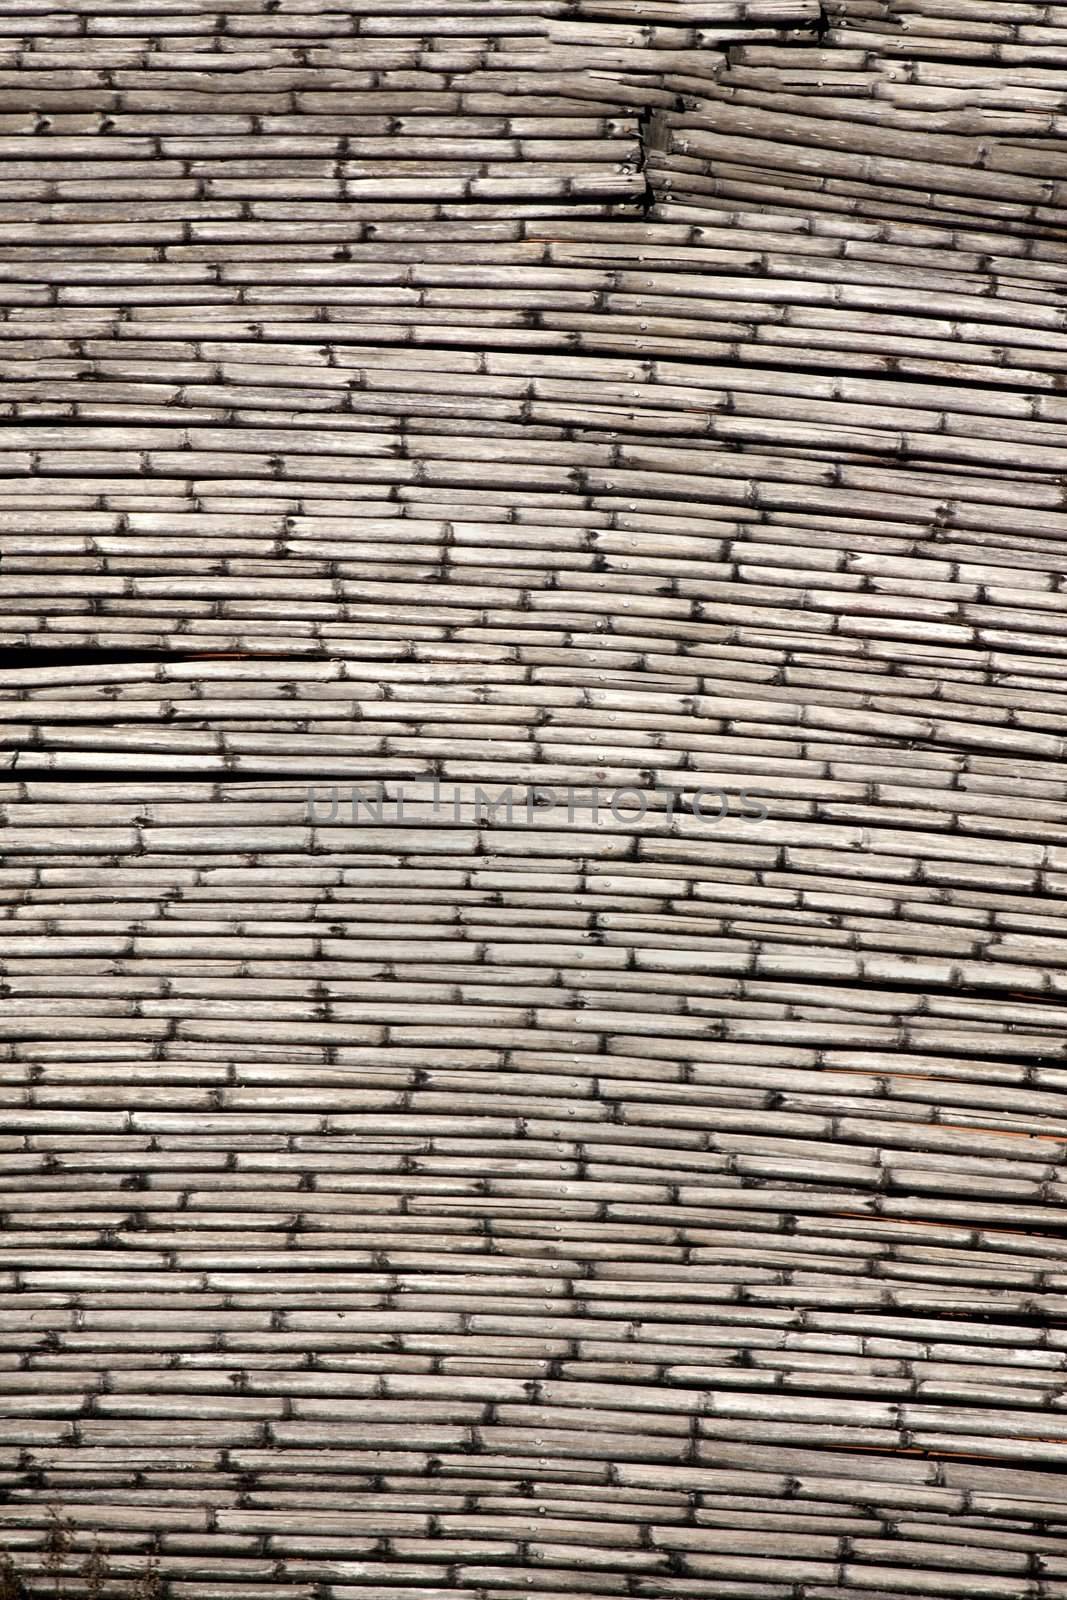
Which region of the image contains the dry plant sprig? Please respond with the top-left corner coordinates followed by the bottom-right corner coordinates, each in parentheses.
top-left (0, 1548), bottom-right (29, 1600)
top-left (81, 1542), bottom-right (109, 1600)
top-left (42, 1511), bottom-right (75, 1600)
top-left (0, 1519), bottom-right (163, 1600)
top-left (129, 1556), bottom-right (162, 1600)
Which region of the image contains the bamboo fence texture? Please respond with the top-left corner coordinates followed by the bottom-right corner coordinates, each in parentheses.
top-left (1, 0), bottom-right (1066, 1596)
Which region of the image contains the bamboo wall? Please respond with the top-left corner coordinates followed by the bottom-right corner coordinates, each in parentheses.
top-left (1, 0), bottom-right (1067, 1595)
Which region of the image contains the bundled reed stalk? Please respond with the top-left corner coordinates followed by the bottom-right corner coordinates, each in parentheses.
top-left (0, 0), bottom-right (1065, 1596)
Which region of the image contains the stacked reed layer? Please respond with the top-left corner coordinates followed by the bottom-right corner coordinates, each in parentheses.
top-left (1, 0), bottom-right (1066, 1597)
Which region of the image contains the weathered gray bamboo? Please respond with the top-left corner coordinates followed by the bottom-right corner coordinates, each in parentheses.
top-left (1, 0), bottom-right (1066, 1595)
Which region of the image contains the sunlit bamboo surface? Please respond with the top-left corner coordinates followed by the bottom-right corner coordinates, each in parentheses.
top-left (2, 0), bottom-right (1067, 1595)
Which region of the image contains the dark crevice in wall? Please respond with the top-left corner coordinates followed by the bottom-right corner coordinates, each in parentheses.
top-left (0, 648), bottom-right (298, 670)
top-left (6, 764), bottom-right (330, 784)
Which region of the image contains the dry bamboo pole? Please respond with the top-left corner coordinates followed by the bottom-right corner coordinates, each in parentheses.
top-left (1, 0), bottom-right (1067, 1592)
